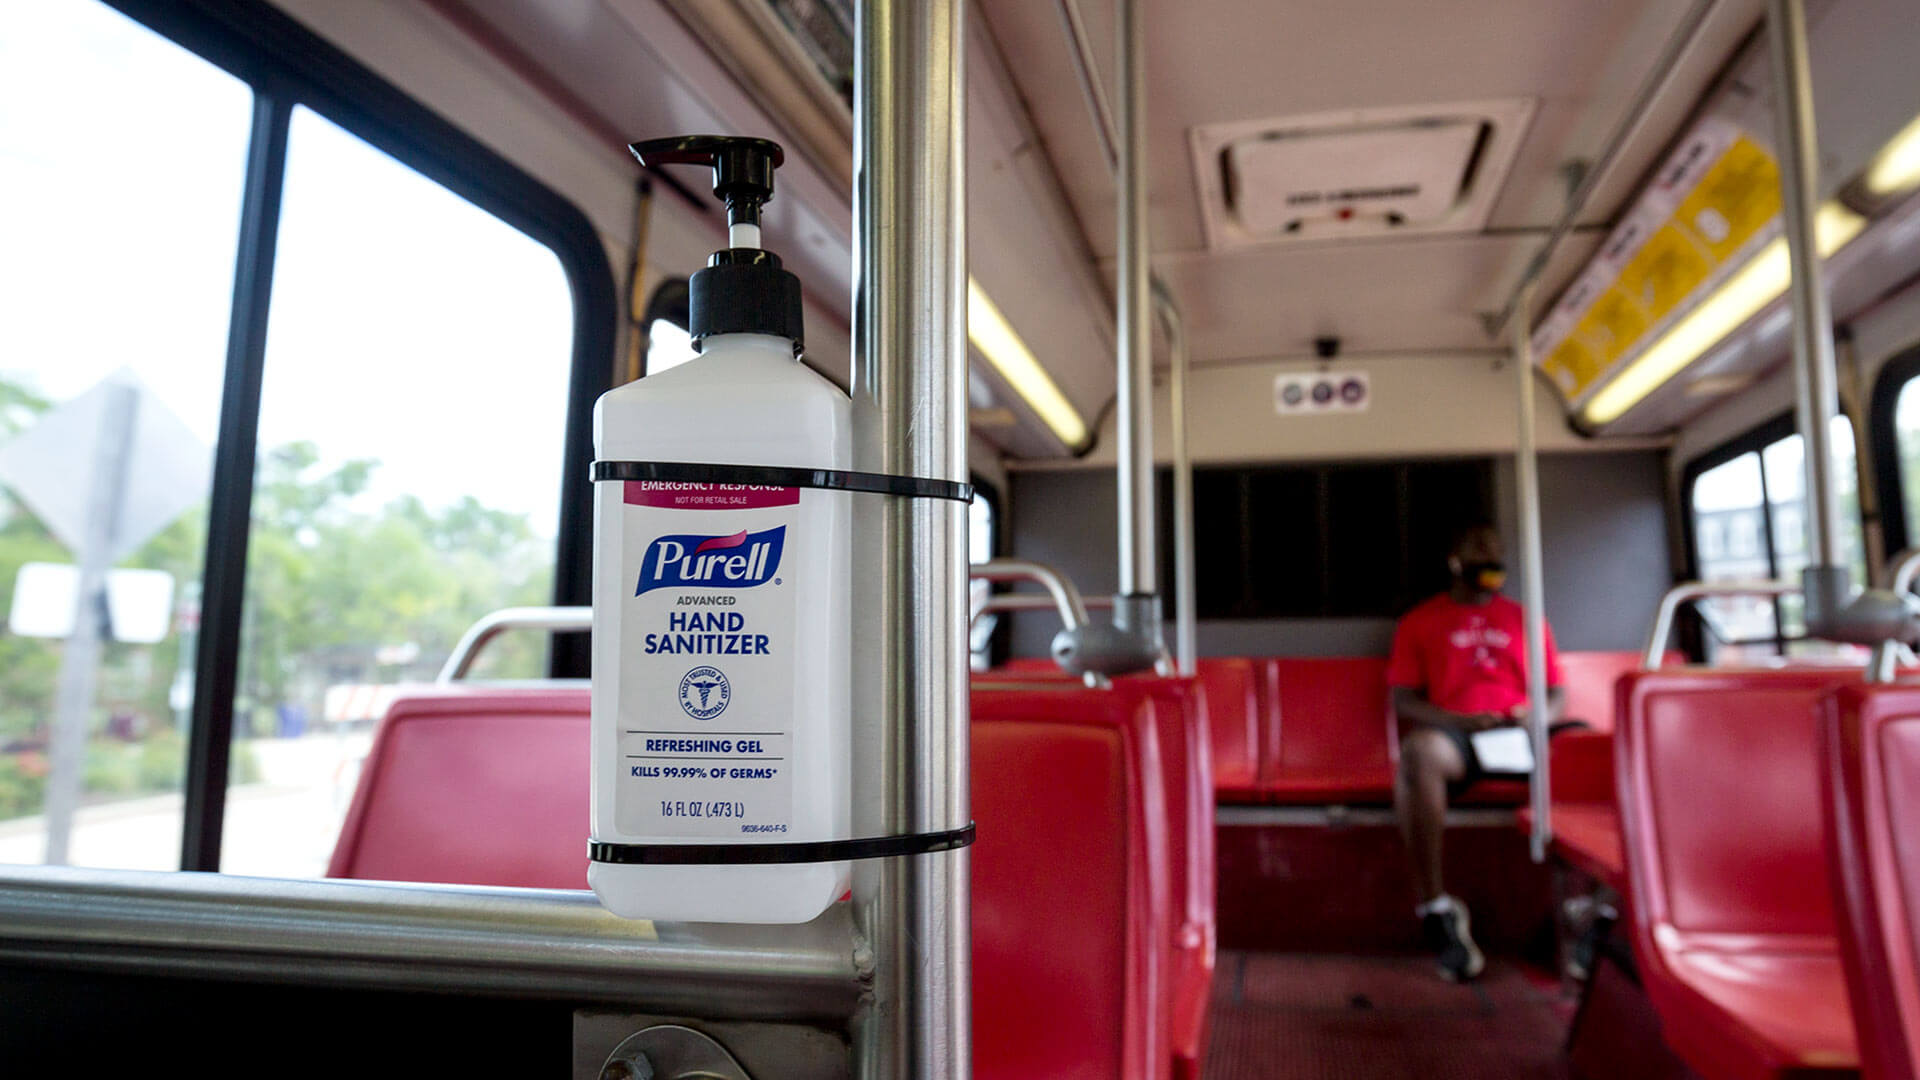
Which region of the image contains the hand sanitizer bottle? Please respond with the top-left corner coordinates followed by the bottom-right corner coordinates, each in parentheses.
top-left (589, 136), bottom-right (849, 923)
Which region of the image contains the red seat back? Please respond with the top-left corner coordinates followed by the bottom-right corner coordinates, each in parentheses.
top-left (1265, 658), bottom-right (1393, 798)
top-left (1559, 651), bottom-right (1673, 733)
top-left (327, 687), bottom-right (590, 888)
top-left (1616, 669), bottom-right (1853, 941)
top-left (1822, 684), bottom-right (1920, 1080)
top-left (972, 687), bottom-right (1170, 1080)
top-left (1192, 658), bottom-right (1261, 792)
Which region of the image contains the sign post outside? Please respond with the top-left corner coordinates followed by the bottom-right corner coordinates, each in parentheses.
top-left (0, 371), bottom-right (211, 864)
top-left (41, 383), bottom-right (136, 865)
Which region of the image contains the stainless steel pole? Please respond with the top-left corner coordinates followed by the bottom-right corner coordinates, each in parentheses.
top-left (1155, 287), bottom-right (1196, 676)
top-left (1768, 0), bottom-right (1843, 574)
top-left (1114, 0), bottom-right (1159, 641)
top-left (849, 1), bottom-right (969, 1078)
top-left (1512, 289), bottom-right (1552, 865)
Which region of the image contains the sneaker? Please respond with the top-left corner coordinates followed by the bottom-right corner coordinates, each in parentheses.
top-left (1420, 897), bottom-right (1486, 982)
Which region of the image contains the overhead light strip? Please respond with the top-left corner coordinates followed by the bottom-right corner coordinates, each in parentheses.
top-left (1580, 201), bottom-right (1864, 425)
top-left (1866, 113), bottom-right (1920, 197)
top-left (966, 278), bottom-right (1089, 449)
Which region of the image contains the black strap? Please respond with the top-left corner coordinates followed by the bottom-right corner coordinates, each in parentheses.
top-left (593, 460), bottom-right (972, 503)
top-left (589, 824), bottom-right (975, 865)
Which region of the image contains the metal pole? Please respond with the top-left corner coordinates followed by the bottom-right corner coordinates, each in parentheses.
top-left (849, 1), bottom-right (969, 1078)
top-left (1512, 291), bottom-right (1552, 865)
top-left (44, 384), bottom-right (138, 865)
top-left (1768, 0), bottom-right (1843, 574)
top-left (1113, 0), bottom-right (1160, 650)
top-left (1155, 287), bottom-right (1196, 676)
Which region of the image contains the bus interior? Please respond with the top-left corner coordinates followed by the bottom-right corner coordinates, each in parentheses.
top-left (4, 0), bottom-right (1920, 1077)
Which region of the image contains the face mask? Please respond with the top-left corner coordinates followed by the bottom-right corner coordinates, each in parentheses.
top-left (1457, 560), bottom-right (1506, 592)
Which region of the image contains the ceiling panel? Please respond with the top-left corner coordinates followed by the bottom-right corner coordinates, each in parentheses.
top-left (1133, 230), bottom-right (1600, 362)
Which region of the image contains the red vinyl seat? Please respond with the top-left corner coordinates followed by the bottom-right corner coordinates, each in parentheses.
top-left (1558, 650), bottom-right (1680, 732)
top-left (1821, 684), bottom-right (1920, 1080)
top-left (1259, 658), bottom-right (1395, 804)
top-left (1192, 657), bottom-right (1262, 802)
top-left (972, 687), bottom-right (1172, 1080)
top-left (1514, 729), bottom-right (1627, 888)
top-left (1616, 669), bottom-right (1862, 1080)
top-left (327, 686), bottom-right (591, 889)
top-left (974, 672), bottom-right (1212, 1080)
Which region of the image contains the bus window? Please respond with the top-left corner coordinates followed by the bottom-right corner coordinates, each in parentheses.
top-left (645, 318), bottom-right (697, 375)
top-left (1891, 370), bottom-right (1920, 538)
top-left (968, 490), bottom-right (995, 669)
top-left (0, 1), bottom-right (251, 871)
top-left (1686, 416), bottom-right (1866, 659)
top-left (218, 107), bottom-right (576, 878)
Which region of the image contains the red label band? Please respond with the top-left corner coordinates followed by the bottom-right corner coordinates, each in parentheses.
top-left (625, 481), bottom-right (800, 509)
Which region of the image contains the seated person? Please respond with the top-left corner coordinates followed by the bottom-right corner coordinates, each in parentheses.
top-left (1388, 524), bottom-right (1564, 982)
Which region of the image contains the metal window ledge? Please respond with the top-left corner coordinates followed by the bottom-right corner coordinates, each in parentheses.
top-left (0, 865), bottom-right (860, 1023)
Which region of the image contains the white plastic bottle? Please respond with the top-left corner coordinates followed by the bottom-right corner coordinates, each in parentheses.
top-left (589, 137), bottom-right (849, 923)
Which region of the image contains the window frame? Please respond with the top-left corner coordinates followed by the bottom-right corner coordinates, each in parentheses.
top-left (1867, 342), bottom-right (1920, 557)
top-left (94, 0), bottom-right (618, 871)
top-left (1680, 410), bottom-right (1874, 653)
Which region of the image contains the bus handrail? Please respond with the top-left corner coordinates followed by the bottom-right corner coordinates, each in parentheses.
top-left (0, 864), bottom-right (859, 1021)
top-left (1642, 580), bottom-right (1801, 669)
top-left (1889, 548), bottom-right (1920, 596)
top-left (969, 592), bottom-right (1111, 629)
top-left (437, 606), bottom-right (589, 683)
top-left (969, 559), bottom-right (1092, 632)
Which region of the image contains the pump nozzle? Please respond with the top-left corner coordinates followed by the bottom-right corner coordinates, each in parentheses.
top-left (631, 135), bottom-right (784, 248)
top-left (627, 133), bottom-right (804, 356)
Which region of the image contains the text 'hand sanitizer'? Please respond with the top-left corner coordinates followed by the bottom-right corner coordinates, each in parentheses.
top-left (589, 136), bottom-right (849, 923)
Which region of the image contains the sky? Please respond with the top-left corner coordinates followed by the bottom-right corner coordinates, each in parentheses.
top-left (0, 1), bottom-right (577, 539)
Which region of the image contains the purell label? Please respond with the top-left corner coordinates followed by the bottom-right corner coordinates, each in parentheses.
top-left (616, 482), bottom-right (799, 837)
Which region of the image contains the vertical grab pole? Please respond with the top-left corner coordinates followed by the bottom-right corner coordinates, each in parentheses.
top-left (1113, 0), bottom-right (1161, 650)
top-left (849, 1), bottom-right (970, 1079)
top-left (1513, 288), bottom-right (1552, 865)
top-left (1768, 0), bottom-right (1846, 598)
top-left (1155, 288), bottom-right (1196, 676)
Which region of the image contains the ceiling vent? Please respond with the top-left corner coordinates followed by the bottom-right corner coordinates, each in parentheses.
top-left (1190, 99), bottom-right (1535, 250)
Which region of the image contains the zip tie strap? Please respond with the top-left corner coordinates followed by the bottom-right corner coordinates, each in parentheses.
top-left (588, 824), bottom-right (975, 865)
top-left (592, 460), bottom-right (973, 502)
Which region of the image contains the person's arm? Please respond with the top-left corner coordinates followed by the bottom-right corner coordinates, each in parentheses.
top-left (1508, 686), bottom-right (1567, 724)
top-left (1392, 686), bottom-right (1506, 732)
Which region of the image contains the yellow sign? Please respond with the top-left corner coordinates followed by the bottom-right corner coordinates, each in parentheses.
top-left (1533, 126), bottom-right (1785, 402)
top-left (1673, 136), bottom-right (1781, 262)
top-left (1615, 224), bottom-right (1712, 326)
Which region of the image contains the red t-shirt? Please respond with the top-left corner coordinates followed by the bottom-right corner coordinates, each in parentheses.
top-left (1386, 593), bottom-right (1562, 716)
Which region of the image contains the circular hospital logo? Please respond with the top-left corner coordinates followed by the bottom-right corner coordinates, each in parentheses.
top-left (678, 666), bottom-right (732, 720)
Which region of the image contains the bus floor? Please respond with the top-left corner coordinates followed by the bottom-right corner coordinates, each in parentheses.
top-left (1205, 950), bottom-right (1578, 1080)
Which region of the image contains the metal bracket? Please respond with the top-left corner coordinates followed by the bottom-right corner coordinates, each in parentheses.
top-left (600, 1026), bottom-right (751, 1080)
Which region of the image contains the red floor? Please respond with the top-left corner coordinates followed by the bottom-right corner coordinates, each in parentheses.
top-left (1206, 952), bottom-right (1576, 1080)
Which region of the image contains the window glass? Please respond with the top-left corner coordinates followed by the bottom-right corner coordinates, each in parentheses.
top-left (1893, 375), bottom-right (1920, 540)
top-left (219, 107), bottom-right (575, 878)
top-left (1690, 452), bottom-right (1776, 657)
top-left (968, 493), bottom-right (995, 670)
top-left (646, 318), bottom-right (697, 375)
top-left (0, 1), bottom-right (251, 869)
top-left (1688, 416), bottom-right (1869, 661)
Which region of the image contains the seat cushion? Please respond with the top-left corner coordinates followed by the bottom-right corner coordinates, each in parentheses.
top-left (1654, 948), bottom-right (1859, 1080)
top-left (1518, 803), bottom-right (1624, 888)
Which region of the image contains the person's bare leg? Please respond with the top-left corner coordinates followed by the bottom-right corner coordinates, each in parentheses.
top-left (1395, 728), bottom-right (1467, 904)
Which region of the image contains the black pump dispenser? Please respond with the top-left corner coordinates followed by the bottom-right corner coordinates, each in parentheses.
top-left (631, 135), bottom-right (804, 355)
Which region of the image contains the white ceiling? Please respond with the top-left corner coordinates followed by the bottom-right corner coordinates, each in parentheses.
top-left (430, 0), bottom-right (1840, 451)
top-left (975, 0), bottom-right (1768, 363)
